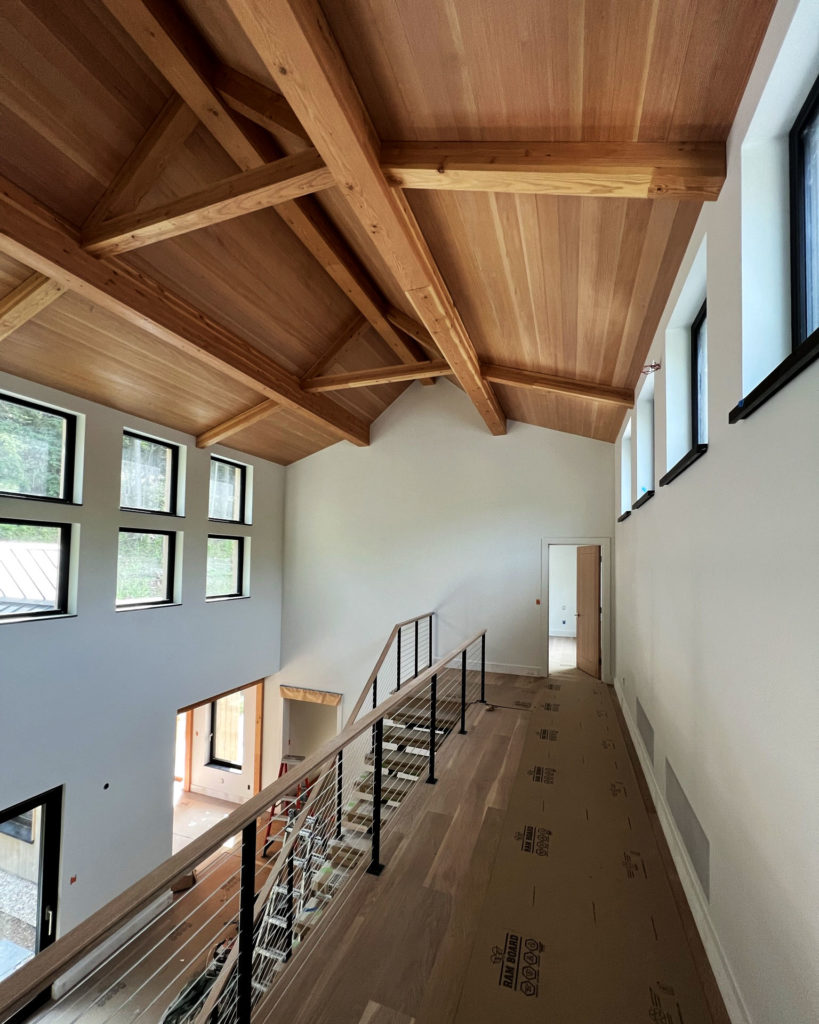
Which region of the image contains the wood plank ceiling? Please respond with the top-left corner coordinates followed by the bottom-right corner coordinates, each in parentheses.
top-left (0, 0), bottom-right (775, 460)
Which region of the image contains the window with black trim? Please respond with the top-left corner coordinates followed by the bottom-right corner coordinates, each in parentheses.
top-left (120, 431), bottom-right (179, 515)
top-left (660, 300), bottom-right (709, 486)
top-left (208, 456), bottom-right (246, 523)
top-left (209, 692), bottom-right (244, 770)
top-left (0, 519), bottom-right (70, 619)
top-left (731, 73), bottom-right (819, 422)
top-left (206, 535), bottom-right (244, 599)
top-left (116, 529), bottom-right (175, 608)
top-left (0, 393), bottom-right (76, 503)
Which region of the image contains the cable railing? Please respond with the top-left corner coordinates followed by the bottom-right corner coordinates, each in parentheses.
top-left (0, 620), bottom-right (485, 1024)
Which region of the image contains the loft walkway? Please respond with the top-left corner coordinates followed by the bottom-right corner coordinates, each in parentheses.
top-left (257, 669), bottom-right (729, 1024)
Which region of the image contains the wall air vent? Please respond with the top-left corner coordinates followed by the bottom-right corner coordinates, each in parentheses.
top-left (666, 760), bottom-right (710, 899)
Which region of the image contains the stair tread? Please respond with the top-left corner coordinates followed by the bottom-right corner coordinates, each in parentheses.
top-left (357, 773), bottom-right (414, 800)
top-left (365, 750), bottom-right (427, 773)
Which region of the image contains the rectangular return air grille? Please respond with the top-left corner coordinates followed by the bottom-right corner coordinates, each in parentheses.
top-left (635, 698), bottom-right (654, 763)
top-left (666, 760), bottom-right (710, 899)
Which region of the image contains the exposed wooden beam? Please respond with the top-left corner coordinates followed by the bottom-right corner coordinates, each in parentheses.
top-left (196, 400), bottom-right (281, 448)
top-left (301, 315), bottom-right (368, 380)
top-left (84, 95), bottom-right (200, 232)
top-left (83, 149), bottom-right (334, 256)
top-left (482, 364), bottom-right (634, 407)
top-left (225, 0), bottom-right (507, 436)
top-left (214, 64), bottom-right (310, 145)
top-left (0, 177), bottom-right (369, 446)
top-left (0, 273), bottom-right (67, 341)
top-left (381, 141), bottom-right (726, 200)
top-left (386, 307), bottom-right (440, 359)
top-left (304, 361), bottom-right (451, 392)
top-left (98, 0), bottom-right (425, 368)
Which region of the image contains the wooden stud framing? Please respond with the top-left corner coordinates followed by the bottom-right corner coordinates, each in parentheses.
top-left (253, 682), bottom-right (264, 796)
top-left (0, 273), bottom-right (67, 341)
top-left (84, 149), bottom-right (334, 256)
top-left (224, 0), bottom-right (507, 436)
top-left (83, 94), bottom-right (200, 232)
top-left (304, 360), bottom-right (451, 391)
top-left (381, 141), bottom-right (726, 200)
top-left (196, 400), bottom-right (281, 448)
top-left (0, 176), bottom-right (369, 446)
top-left (98, 0), bottom-right (426, 367)
top-left (482, 364), bottom-right (634, 407)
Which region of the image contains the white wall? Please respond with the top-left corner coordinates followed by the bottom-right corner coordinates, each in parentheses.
top-left (547, 545), bottom-right (577, 636)
top-left (283, 700), bottom-right (339, 760)
top-left (613, 3), bottom-right (819, 1022)
top-left (279, 379), bottom-right (613, 712)
top-left (0, 371), bottom-right (285, 935)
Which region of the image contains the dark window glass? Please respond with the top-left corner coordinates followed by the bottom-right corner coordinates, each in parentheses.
top-left (0, 520), bottom-right (70, 619)
top-left (791, 74), bottom-right (819, 347)
top-left (0, 394), bottom-right (75, 502)
top-left (206, 536), bottom-right (244, 599)
top-left (210, 693), bottom-right (244, 769)
top-left (691, 301), bottom-right (708, 445)
top-left (209, 458), bottom-right (246, 522)
top-left (116, 529), bottom-right (175, 607)
top-left (0, 811), bottom-right (34, 843)
top-left (120, 432), bottom-right (178, 515)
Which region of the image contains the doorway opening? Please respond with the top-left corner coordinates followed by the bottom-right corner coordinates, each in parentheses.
top-left (281, 688), bottom-right (342, 766)
top-left (172, 680), bottom-right (264, 853)
top-left (542, 537), bottom-right (611, 681)
top-left (0, 785), bottom-right (62, 1015)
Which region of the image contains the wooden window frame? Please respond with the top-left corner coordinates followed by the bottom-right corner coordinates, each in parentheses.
top-left (0, 518), bottom-right (71, 620)
top-left (208, 455), bottom-right (247, 524)
top-left (120, 430), bottom-right (180, 517)
top-left (115, 527), bottom-right (176, 609)
top-left (0, 392), bottom-right (77, 504)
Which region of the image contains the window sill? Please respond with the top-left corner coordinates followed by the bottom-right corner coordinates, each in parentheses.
top-left (205, 594), bottom-right (250, 604)
top-left (207, 762), bottom-right (243, 774)
top-left (659, 444), bottom-right (708, 487)
top-left (729, 328), bottom-right (819, 423)
top-left (116, 601), bottom-right (180, 613)
top-left (0, 493), bottom-right (81, 507)
top-left (633, 490), bottom-right (655, 509)
top-left (616, 511), bottom-right (632, 523)
top-left (0, 612), bottom-right (76, 625)
top-left (120, 507), bottom-right (184, 519)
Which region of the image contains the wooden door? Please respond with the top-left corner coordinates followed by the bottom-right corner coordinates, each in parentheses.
top-left (576, 546), bottom-right (601, 678)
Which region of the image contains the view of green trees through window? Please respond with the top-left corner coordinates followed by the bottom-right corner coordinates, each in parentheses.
top-left (0, 396), bottom-right (69, 500)
top-left (209, 458), bottom-right (244, 521)
top-left (121, 433), bottom-right (176, 513)
top-left (116, 530), bottom-right (173, 606)
top-left (206, 537), bottom-right (242, 598)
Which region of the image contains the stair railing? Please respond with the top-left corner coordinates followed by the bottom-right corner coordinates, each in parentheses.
top-left (0, 625), bottom-right (485, 1024)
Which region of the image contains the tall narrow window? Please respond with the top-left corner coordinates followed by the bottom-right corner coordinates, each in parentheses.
top-left (120, 432), bottom-right (179, 515)
top-left (635, 377), bottom-right (655, 508)
top-left (210, 692), bottom-right (244, 770)
top-left (0, 394), bottom-right (76, 503)
top-left (116, 529), bottom-right (175, 608)
top-left (619, 418), bottom-right (632, 518)
top-left (0, 520), bottom-right (70, 619)
top-left (661, 299), bottom-right (709, 486)
top-left (208, 457), bottom-right (247, 523)
top-left (791, 73), bottom-right (819, 348)
top-left (691, 301), bottom-right (708, 446)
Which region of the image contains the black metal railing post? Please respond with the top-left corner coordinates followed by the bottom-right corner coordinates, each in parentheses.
top-left (428, 614), bottom-right (433, 668)
top-left (335, 750), bottom-right (343, 840)
top-left (371, 675), bottom-right (378, 753)
top-left (427, 672), bottom-right (438, 784)
top-left (414, 618), bottom-right (419, 678)
top-left (285, 847), bottom-right (295, 961)
top-left (459, 649), bottom-right (468, 734)
top-left (480, 633), bottom-right (487, 703)
top-left (367, 718), bottom-right (384, 875)
top-left (396, 626), bottom-right (402, 690)
top-left (236, 821), bottom-right (256, 1024)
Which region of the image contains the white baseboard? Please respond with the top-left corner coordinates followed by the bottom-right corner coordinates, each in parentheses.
top-left (613, 681), bottom-right (752, 1024)
top-left (53, 891), bottom-right (172, 999)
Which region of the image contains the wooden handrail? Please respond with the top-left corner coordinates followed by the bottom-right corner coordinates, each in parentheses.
top-left (0, 625), bottom-right (479, 1021)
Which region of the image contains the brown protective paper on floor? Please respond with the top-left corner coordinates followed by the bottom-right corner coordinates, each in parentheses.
top-left (455, 670), bottom-right (716, 1024)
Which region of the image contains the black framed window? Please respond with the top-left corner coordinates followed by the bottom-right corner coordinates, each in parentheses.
top-left (791, 72), bottom-right (819, 349)
top-left (206, 535), bottom-right (244, 599)
top-left (0, 519), bottom-right (70, 619)
top-left (209, 692), bottom-right (244, 769)
top-left (120, 431), bottom-right (179, 515)
top-left (116, 529), bottom-right (175, 608)
top-left (660, 301), bottom-right (709, 486)
top-left (208, 457), bottom-right (246, 523)
top-left (0, 393), bottom-right (76, 503)
top-left (732, 74), bottom-right (819, 423)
